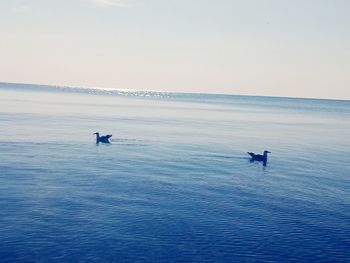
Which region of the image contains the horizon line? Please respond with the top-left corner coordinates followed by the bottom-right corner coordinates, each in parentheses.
top-left (1, 80), bottom-right (349, 103)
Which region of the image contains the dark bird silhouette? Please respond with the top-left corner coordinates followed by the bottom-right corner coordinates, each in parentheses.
top-left (93, 132), bottom-right (112, 144)
top-left (247, 150), bottom-right (271, 166)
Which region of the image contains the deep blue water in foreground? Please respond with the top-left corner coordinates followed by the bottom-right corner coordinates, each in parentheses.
top-left (0, 83), bottom-right (349, 262)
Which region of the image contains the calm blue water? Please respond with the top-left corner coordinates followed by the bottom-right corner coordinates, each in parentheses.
top-left (1, 82), bottom-right (349, 262)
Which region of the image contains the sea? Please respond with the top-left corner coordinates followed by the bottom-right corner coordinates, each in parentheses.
top-left (0, 82), bottom-right (349, 262)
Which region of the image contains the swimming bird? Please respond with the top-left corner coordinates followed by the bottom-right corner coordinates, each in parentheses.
top-left (93, 132), bottom-right (112, 144)
top-left (247, 150), bottom-right (271, 166)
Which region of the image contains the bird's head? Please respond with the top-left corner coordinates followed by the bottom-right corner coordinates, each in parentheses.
top-left (264, 150), bottom-right (271, 154)
top-left (93, 132), bottom-right (99, 135)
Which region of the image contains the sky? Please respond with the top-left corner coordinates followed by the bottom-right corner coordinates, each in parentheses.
top-left (0, 0), bottom-right (349, 99)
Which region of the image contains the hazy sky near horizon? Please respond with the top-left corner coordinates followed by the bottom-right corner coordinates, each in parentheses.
top-left (0, 0), bottom-right (349, 99)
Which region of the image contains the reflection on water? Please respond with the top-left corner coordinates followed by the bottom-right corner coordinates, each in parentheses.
top-left (0, 83), bottom-right (350, 262)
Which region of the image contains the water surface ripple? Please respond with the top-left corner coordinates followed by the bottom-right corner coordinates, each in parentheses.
top-left (0, 84), bottom-right (349, 262)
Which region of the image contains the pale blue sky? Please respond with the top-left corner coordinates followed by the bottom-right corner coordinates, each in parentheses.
top-left (0, 0), bottom-right (349, 99)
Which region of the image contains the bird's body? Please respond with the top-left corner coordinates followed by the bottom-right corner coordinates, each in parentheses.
top-left (94, 132), bottom-right (112, 144)
top-left (247, 150), bottom-right (271, 166)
